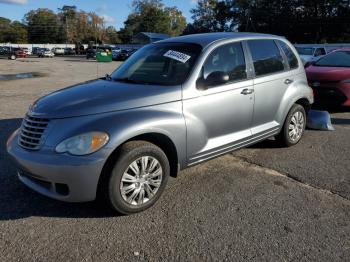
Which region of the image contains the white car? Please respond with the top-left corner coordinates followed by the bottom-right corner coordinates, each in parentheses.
top-left (22, 47), bottom-right (32, 56)
top-left (53, 47), bottom-right (65, 56)
top-left (38, 48), bottom-right (54, 58)
top-left (295, 46), bottom-right (327, 65)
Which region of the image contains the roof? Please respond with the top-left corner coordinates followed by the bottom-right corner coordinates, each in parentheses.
top-left (158, 32), bottom-right (282, 48)
top-left (137, 32), bottom-right (170, 39)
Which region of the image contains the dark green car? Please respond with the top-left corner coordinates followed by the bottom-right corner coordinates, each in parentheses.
top-left (0, 46), bottom-right (17, 60)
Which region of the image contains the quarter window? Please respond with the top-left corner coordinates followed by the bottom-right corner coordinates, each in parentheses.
top-left (278, 40), bottom-right (298, 69)
top-left (248, 40), bottom-right (285, 76)
top-left (202, 42), bottom-right (247, 84)
top-left (315, 48), bottom-right (326, 57)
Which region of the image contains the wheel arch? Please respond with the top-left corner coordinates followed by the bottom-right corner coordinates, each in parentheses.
top-left (97, 132), bottom-right (180, 199)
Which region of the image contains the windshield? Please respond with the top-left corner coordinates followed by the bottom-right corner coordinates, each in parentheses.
top-left (111, 43), bottom-right (202, 86)
top-left (296, 47), bottom-right (314, 55)
top-left (314, 51), bottom-right (350, 67)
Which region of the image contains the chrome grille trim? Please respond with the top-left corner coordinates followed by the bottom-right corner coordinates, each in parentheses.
top-left (18, 115), bottom-right (49, 150)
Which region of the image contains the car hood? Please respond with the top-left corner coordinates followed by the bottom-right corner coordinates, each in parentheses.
top-left (306, 65), bottom-right (350, 82)
top-left (30, 79), bottom-right (182, 119)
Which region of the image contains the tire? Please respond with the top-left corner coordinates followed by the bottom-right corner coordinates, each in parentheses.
top-left (101, 141), bottom-right (170, 215)
top-left (9, 55), bottom-right (16, 60)
top-left (276, 104), bottom-right (306, 147)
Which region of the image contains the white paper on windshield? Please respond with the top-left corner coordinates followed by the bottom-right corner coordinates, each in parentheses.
top-left (164, 50), bottom-right (191, 63)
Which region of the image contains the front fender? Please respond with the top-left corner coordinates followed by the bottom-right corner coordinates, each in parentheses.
top-left (45, 102), bottom-right (187, 168)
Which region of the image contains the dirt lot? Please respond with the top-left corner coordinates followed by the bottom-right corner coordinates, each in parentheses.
top-left (0, 57), bottom-right (349, 261)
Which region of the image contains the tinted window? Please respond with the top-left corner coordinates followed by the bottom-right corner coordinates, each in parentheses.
top-left (278, 40), bottom-right (298, 69)
top-left (248, 40), bottom-right (285, 76)
top-left (111, 43), bottom-right (202, 86)
top-left (314, 51), bottom-right (350, 67)
top-left (202, 42), bottom-right (247, 83)
top-left (296, 47), bottom-right (314, 55)
top-left (315, 48), bottom-right (326, 56)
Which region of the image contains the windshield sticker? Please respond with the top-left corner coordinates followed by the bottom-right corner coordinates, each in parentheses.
top-left (164, 50), bottom-right (191, 63)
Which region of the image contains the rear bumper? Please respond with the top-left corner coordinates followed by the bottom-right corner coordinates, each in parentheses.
top-left (7, 133), bottom-right (107, 202)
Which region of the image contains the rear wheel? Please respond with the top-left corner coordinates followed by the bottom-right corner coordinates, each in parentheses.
top-left (276, 104), bottom-right (306, 147)
top-left (101, 141), bottom-right (170, 215)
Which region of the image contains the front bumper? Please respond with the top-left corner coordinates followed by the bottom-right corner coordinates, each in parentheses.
top-left (311, 83), bottom-right (350, 106)
top-left (7, 133), bottom-right (108, 202)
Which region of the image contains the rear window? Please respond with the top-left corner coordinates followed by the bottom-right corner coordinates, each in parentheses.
top-left (248, 40), bottom-right (285, 76)
top-left (278, 40), bottom-right (298, 69)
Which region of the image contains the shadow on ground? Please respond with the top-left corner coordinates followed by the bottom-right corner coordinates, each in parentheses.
top-left (0, 118), bottom-right (118, 220)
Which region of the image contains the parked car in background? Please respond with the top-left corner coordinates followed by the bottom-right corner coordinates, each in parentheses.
top-left (22, 47), bottom-right (32, 56)
top-left (53, 47), bottom-right (65, 56)
top-left (12, 48), bottom-right (26, 58)
top-left (112, 47), bottom-right (121, 61)
top-left (295, 46), bottom-right (327, 65)
top-left (116, 49), bottom-right (137, 61)
top-left (0, 46), bottom-right (17, 60)
top-left (32, 47), bottom-right (41, 55)
top-left (38, 48), bottom-right (54, 58)
top-left (306, 49), bottom-right (350, 107)
top-left (64, 47), bottom-right (75, 55)
top-left (86, 47), bottom-right (97, 59)
top-left (7, 33), bottom-right (313, 215)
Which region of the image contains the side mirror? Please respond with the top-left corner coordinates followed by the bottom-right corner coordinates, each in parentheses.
top-left (196, 71), bottom-right (230, 90)
top-left (304, 61), bottom-right (314, 68)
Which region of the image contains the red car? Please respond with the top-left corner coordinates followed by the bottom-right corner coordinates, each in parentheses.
top-left (306, 49), bottom-right (350, 107)
top-left (12, 48), bottom-right (26, 58)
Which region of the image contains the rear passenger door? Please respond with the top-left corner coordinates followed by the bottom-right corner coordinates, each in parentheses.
top-left (246, 39), bottom-right (293, 135)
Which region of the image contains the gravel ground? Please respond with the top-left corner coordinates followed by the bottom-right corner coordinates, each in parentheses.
top-left (0, 56), bottom-right (349, 261)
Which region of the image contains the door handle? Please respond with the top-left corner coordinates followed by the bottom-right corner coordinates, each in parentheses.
top-left (284, 79), bottom-right (294, 85)
top-left (241, 88), bottom-right (254, 95)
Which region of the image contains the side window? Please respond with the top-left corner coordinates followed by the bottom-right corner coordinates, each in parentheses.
top-left (315, 48), bottom-right (326, 57)
top-left (202, 42), bottom-right (247, 85)
top-left (278, 40), bottom-right (299, 69)
top-left (247, 40), bottom-right (285, 76)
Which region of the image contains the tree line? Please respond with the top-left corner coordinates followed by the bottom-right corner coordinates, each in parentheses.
top-left (1, 0), bottom-right (350, 44)
top-left (184, 0), bottom-right (350, 43)
top-left (0, 0), bottom-right (187, 44)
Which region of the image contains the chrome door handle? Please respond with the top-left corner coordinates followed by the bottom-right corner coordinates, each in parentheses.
top-left (284, 79), bottom-right (294, 85)
top-left (241, 88), bottom-right (254, 95)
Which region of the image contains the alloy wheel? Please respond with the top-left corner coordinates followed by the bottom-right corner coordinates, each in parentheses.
top-left (120, 156), bottom-right (163, 206)
top-left (288, 111), bottom-right (304, 142)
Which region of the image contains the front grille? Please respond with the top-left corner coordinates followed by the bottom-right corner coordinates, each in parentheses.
top-left (18, 115), bottom-right (49, 150)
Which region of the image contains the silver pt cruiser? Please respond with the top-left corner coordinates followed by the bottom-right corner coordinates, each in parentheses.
top-left (7, 33), bottom-right (313, 214)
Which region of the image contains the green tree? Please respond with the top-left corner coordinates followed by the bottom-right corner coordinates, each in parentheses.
top-left (58, 5), bottom-right (77, 43)
top-left (105, 26), bottom-right (121, 43)
top-left (119, 0), bottom-right (186, 42)
top-left (0, 17), bottom-right (28, 43)
top-left (186, 0), bottom-right (350, 43)
top-left (165, 7), bottom-right (187, 36)
top-left (25, 8), bottom-right (64, 43)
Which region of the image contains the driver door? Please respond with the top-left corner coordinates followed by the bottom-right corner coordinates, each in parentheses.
top-left (183, 42), bottom-right (254, 165)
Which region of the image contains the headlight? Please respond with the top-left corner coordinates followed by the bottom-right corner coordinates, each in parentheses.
top-left (55, 132), bottom-right (109, 156)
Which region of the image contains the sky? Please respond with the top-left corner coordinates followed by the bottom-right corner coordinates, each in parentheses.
top-left (0, 0), bottom-right (197, 29)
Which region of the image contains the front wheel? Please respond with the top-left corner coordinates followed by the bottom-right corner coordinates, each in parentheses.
top-left (101, 141), bottom-right (170, 215)
top-left (276, 104), bottom-right (306, 147)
